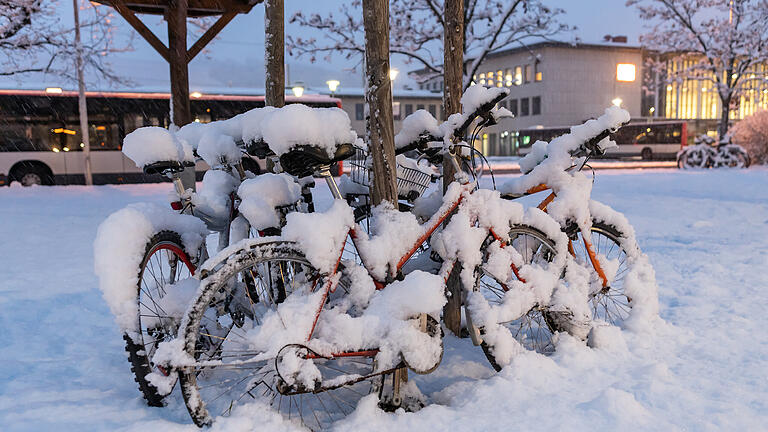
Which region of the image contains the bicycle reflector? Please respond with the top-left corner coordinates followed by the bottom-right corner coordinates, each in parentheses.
top-left (170, 201), bottom-right (183, 211)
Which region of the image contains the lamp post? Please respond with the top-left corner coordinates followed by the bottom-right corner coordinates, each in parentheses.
top-left (291, 82), bottom-right (305, 98)
top-left (326, 79), bottom-right (340, 96)
top-left (389, 68), bottom-right (399, 81)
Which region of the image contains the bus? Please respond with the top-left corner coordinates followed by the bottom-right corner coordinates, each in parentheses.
top-left (0, 89), bottom-right (341, 186)
top-left (515, 120), bottom-right (688, 160)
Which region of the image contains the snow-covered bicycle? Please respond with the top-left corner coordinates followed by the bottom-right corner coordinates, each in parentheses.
top-left (95, 109), bottom-right (319, 406)
top-left (161, 87), bottom-right (579, 429)
top-left (678, 134), bottom-right (750, 169)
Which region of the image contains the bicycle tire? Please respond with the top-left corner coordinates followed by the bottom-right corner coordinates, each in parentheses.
top-left (125, 230), bottom-right (196, 406)
top-left (178, 241), bottom-right (371, 429)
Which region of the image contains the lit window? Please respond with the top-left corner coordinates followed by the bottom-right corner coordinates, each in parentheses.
top-left (514, 66), bottom-right (522, 85)
top-left (479, 72), bottom-right (486, 86)
top-left (496, 70), bottom-right (503, 87)
top-left (505, 68), bottom-right (513, 86)
top-left (616, 63), bottom-right (636, 82)
top-left (534, 62), bottom-right (542, 82)
top-left (486, 71), bottom-right (494, 87)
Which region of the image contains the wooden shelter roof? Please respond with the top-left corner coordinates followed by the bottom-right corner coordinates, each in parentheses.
top-left (94, 0), bottom-right (262, 17)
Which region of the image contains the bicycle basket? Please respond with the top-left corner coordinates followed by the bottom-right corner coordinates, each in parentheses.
top-left (349, 147), bottom-right (431, 200)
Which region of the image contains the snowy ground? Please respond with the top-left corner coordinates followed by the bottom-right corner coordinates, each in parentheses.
top-left (1, 168), bottom-right (767, 431)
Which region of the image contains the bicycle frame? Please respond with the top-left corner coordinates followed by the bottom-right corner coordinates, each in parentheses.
top-left (302, 155), bottom-right (520, 360)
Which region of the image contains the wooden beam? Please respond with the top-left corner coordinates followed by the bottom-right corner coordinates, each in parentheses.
top-left (168, 0), bottom-right (195, 190)
top-left (362, 0), bottom-right (398, 206)
top-left (110, 0), bottom-right (169, 62)
top-left (442, 0), bottom-right (465, 337)
top-left (264, 0), bottom-right (285, 108)
top-left (186, 11), bottom-right (238, 63)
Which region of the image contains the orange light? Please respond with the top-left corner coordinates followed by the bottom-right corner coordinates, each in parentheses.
top-left (53, 128), bottom-right (77, 135)
top-left (616, 63), bottom-right (636, 82)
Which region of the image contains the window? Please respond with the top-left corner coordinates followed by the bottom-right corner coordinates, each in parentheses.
top-left (428, 104), bottom-right (437, 117)
top-left (509, 99), bottom-right (518, 117)
top-left (514, 66), bottom-right (522, 85)
top-left (534, 62), bottom-right (542, 82)
top-left (505, 68), bottom-right (513, 87)
top-left (405, 104), bottom-right (413, 117)
top-left (616, 63), bottom-right (636, 82)
top-left (524, 65), bottom-right (531, 83)
top-left (520, 98), bottom-right (529, 116)
top-left (486, 71), bottom-right (494, 87)
top-left (393, 101), bottom-right (401, 121)
top-left (417, 104), bottom-right (425, 111)
top-left (478, 72), bottom-right (486, 86)
top-left (532, 96), bottom-right (541, 115)
top-left (499, 100), bottom-right (507, 110)
top-left (496, 70), bottom-right (503, 87)
top-left (355, 103), bottom-right (364, 121)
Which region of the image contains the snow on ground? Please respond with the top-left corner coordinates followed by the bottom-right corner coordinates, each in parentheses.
top-left (1, 168), bottom-right (767, 431)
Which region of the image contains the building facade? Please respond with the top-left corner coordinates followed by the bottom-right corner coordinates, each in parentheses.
top-left (415, 42), bottom-right (644, 155)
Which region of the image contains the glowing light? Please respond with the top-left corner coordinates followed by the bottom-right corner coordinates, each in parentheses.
top-left (389, 68), bottom-right (399, 81)
top-left (612, 98), bottom-right (623, 107)
top-left (63, 147), bottom-right (70, 152)
top-left (52, 147), bottom-right (60, 153)
top-left (190, 91), bottom-right (203, 98)
top-left (616, 63), bottom-right (636, 82)
top-left (53, 128), bottom-right (76, 135)
top-left (45, 87), bottom-right (63, 94)
top-left (291, 83), bottom-right (305, 98)
top-left (649, 107), bottom-right (656, 114)
top-left (326, 80), bottom-right (340, 93)
top-left (80, 143), bottom-right (85, 148)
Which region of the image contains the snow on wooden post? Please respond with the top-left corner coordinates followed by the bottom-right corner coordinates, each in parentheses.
top-left (442, 0), bottom-right (464, 337)
top-left (265, 0), bottom-right (285, 109)
top-left (362, 0), bottom-right (398, 206)
top-left (167, 0), bottom-right (195, 190)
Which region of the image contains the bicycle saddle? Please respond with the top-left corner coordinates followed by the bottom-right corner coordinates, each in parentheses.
top-left (279, 143), bottom-right (355, 178)
top-left (143, 160), bottom-right (194, 175)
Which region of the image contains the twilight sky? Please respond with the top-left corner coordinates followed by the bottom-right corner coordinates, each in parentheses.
top-left (1, 0), bottom-right (645, 92)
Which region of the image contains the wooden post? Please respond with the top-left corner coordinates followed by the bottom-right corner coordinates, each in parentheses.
top-left (265, 0), bottom-right (285, 108)
top-left (362, 0), bottom-right (398, 206)
top-left (73, 0), bottom-right (92, 186)
top-left (442, 0), bottom-right (464, 336)
top-left (167, 0), bottom-right (195, 190)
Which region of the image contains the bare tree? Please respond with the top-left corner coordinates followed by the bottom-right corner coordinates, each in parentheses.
top-left (0, 1), bottom-right (132, 84)
top-left (629, 0), bottom-right (768, 137)
top-left (287, 0), bottom-right (570, 89)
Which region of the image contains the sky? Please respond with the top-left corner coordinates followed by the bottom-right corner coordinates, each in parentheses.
top-left (0, 0), bottom-right (646, 92)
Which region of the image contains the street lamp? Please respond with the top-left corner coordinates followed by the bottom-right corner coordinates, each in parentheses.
top-left (292, 82), bottom-right (305, 98)
top-left (45, 87), bottom-right (63, 94)
top-left (389, 68), bottom-right (399, 81)
top-left (190, 91), bottom-right (203, 98)
top-left (326, 80), bottom-right (340, 95)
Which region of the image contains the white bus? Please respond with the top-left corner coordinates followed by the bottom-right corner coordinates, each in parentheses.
top-left (0, 89), bottom-right (341, 186)
top-left (513, 121), bottom-right (688, 160)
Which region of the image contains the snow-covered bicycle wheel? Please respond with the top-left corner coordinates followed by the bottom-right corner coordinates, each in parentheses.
top-left (473, 225), bottom-right (561, 371)
top-left (125, 230), bottom-right (196, 406)
top-left (717, 146), bottom-right (750, 168)
top-left (177, 241), bottom-right (372, 429)
top-left (575, 222), bottom-right (632, 326)
top-left (678, 146), bottom-right (712, 169)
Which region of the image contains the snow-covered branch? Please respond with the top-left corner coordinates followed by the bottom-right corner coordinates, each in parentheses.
top-left (287, 0), bottom-right (570, 88)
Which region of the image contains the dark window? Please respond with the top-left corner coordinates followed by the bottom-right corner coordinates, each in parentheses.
top-left (405, 104), bottom-right (414, 117)
top-left (428, 104), bottom-right (437, 117)
top-left (524, 65), bottom-right (531, 83)
top-left (499, 100), bottom-right (507, 110)
top-left (355, 103), bottom-right (364, 121)
top-left (520, 98), bottom-right (529, 116)
top-left (532, 96), bottom-right (541, 116)
top-left (509, 99), bottom-right (518, 117)
top-left (417, 104), bottom-right (425, 111)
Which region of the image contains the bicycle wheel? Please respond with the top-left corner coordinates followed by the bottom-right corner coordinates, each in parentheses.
top-left (474, 225), bottom-right (560, 371)
top-left (178, 241), bottom-right (373, 429)
top-left (574, 221), bottom-right (632, 326)
top-left (678, 147), bottom-right (709, 169)
top-left (125, 230), bottom-right (196, 406)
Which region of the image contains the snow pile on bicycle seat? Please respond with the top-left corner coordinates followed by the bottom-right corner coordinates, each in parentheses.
top-left (94, 203), bottom-right (206, 333)
top-left (394, 109), bottom-right (441, 149)
top-left (461, 85), bottom-right (509, 117)
top-left (196, 131), bottom-right (242, 168)
top-left (259, 104), bottom-right (357, 157)
top-left (190, 170), bottom-right (240, 222)
top-left (238, 173), bottom-right (302, 230)
top-left (122, 127), bottom-right (194, 168)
